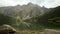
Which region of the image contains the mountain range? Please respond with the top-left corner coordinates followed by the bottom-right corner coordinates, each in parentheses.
top-left (0, 2), bottom-right (60, 30)
top-left (0, 3), bottom-right (48, 19)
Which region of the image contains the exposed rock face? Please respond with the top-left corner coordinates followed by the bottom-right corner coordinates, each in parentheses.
top-left (0, 2), bottom-right (48, 17)
top-left (0, 24), bottom-right (16, 34)
top-left (40, 29), bottom-right (60, 34)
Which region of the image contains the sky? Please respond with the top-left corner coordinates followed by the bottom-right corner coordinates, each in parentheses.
top-left (0, 0), bottom-right (60, 8)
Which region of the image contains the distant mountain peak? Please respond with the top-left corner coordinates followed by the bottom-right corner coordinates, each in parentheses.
top-left (16, 4), bottom-right (20, 6)
top-left (27, 2), bottom-right (34, 6)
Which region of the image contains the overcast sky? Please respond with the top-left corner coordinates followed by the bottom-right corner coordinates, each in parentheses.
top-left (0, 0), bottom-right (60, 8)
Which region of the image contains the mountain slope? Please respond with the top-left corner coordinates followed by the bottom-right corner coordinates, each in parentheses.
top-left (24, 6), bottom-right (60, 29)
top-left (0, 3), bottom-right (48, 18)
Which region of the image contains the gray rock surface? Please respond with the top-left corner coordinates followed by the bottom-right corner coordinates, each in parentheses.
top-left (0, 24), bottom-right (16, 34)
top-left (40, 29), bottom-right (60, 34)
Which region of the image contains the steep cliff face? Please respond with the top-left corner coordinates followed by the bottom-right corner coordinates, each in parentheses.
top-left (0, 3), bottom-right (48, 18)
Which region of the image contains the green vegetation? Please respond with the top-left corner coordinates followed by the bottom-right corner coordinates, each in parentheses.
top-left (24, 6), bottom-right (60, 30)
top-left (0, 13), bottom-right (16, 26)
top-left (0, 3), bottom-right (60, 31)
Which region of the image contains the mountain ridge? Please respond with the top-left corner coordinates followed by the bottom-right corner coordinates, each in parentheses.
top-left (0, 3), bottom-right (48, 18)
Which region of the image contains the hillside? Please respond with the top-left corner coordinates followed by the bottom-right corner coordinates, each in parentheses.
top-left (23, 6), bottom-right (60, 30)
top-left (0, 3), bottom-right (48, 17)
top-left (0, 3), bottom-right (60, 31)
top-left (0, 3), bottom-right (49, 30)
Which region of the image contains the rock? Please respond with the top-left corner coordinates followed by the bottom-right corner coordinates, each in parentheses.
top-left (40, 29), bottom-right (60, 34)
top-left (0, 24), bottom-right (16, 34)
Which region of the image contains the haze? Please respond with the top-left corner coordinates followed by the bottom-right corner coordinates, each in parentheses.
top-left (0, 0), bottom-right (60, 8)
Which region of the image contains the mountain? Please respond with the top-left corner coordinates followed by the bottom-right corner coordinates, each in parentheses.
top-left (0, 3), bottom-right (48, 18)
top-left (0, 2), bottom-right (60, 31)
top-left (48, 6), bottom-right (60, 23)
top-left (24, 6), bottom-right (60, 29)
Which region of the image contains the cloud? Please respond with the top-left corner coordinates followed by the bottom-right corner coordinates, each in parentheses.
top-left (0, 0), bottom-right (60, 8)
top-left (30, 0), bottom-right (60, 8)
top-left (11, 0), bottom-right (30, 5)
top-left (0, 0), bottom-right (16, 6)
top-left (41, 0), bottom-right (60, 8)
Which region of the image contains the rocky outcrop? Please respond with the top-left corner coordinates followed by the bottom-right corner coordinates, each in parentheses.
top-left (40, 29), bottom-right (60, 34)
top-left (0, 24), bottom-right (16, 34)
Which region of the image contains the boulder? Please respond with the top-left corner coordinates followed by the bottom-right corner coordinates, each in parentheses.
top-left (40, 29), bottom-right (60, 34)
top-left (0, 24), bottom-right (16, 34)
